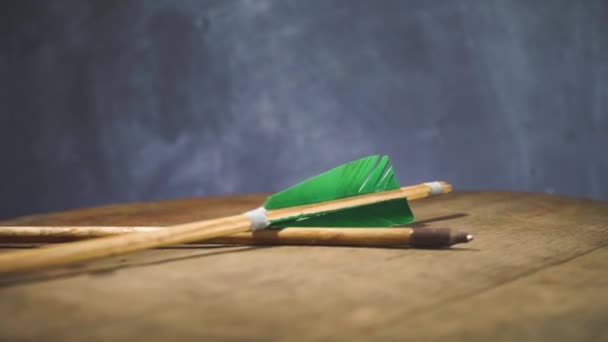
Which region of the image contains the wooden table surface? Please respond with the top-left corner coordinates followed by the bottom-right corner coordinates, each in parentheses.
top-left (0, 192), bottom-right (607, 341)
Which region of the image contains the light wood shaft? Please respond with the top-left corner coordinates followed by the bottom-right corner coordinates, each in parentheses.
top-left (268, 181), bottom-right (451, 221)
top-left (0, 227), bottom-right (415, 246)
top-left (0, 182), bottom-right (450, 274)
top-left (0, 226), bottom-right (162, 241)
top-left (214, 228), bottom-right (414, 246)
top-left (0, 215), bottom-right (252, 274)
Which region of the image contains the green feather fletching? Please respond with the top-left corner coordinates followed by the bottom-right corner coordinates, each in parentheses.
top-left (264, 155), bottom-right (398, 209)
top-left (264, 155), bottom-right (414, 227)
top-left (270, 198), bottom-right (413, 228)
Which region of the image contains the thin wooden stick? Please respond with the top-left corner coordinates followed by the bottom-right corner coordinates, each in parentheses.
top-left (0, 182), bottom-right (451, 274)
top-left (0, 226), bottom-right (162, 243)
top-left (0, 227), bottom-right (473, 248)
top-left (0, 182), bottom-right (448, 244)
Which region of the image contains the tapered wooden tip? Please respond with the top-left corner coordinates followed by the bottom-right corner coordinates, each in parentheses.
top-left (409, 228), bottom-right (473, 248)
top-left (448, 232), bottom-right (474, 245)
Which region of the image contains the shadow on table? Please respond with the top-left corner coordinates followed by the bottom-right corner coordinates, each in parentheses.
top-left (409, 213), bottom-right (469, 228)
top-left (0, 245), bottom-right (268, 288)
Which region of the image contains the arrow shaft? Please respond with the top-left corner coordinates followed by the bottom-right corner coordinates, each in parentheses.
top-left (0, 182), bottom-right (451, 275)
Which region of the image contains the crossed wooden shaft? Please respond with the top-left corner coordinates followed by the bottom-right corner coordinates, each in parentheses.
top-left (0, 182), bottom-right (453, 275)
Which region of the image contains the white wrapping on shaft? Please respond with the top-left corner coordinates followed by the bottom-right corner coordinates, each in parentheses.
top-left (424, 181), bottom-right (444, 195)
top-left (243, 207), bottom-right (269, 231)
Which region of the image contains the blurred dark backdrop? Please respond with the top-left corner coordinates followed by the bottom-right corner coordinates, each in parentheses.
top-left (1, 0), bottom-right (607, 219)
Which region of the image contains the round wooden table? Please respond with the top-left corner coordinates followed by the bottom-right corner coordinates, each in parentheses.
top-left (0, 192), bottom-right (607, 341)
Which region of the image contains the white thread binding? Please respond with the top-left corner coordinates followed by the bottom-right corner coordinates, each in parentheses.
top-left (244, 207), bottom-right (269, 232)
top-left (424, 181), bottom-right (443, 195)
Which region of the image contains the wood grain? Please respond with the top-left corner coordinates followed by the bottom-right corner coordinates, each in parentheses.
top-left (0, 191), bottom-right (606, 341)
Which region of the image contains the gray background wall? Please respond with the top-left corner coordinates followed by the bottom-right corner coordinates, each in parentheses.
top-left (1, 0), bottom-right (607, 219)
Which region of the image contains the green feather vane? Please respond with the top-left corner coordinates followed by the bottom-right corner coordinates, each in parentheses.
top-left (264, 155), bottom-right (414, 228)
